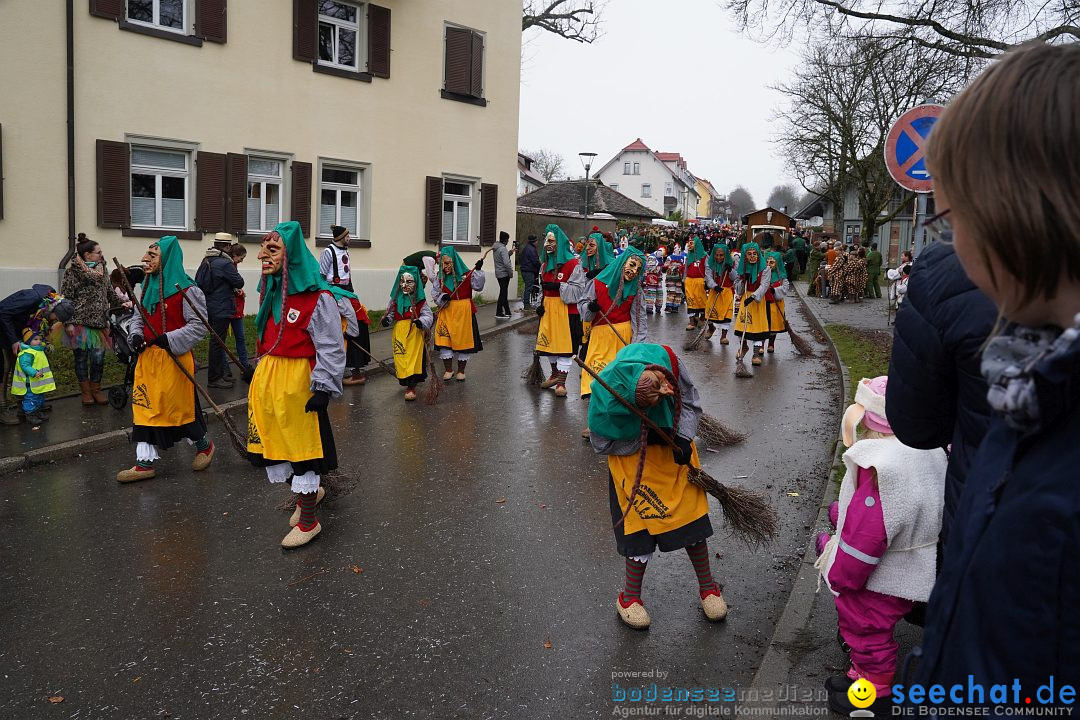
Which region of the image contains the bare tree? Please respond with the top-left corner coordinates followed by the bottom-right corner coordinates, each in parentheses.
top-left (767, 184), bottom-right (801, 213)
top-left (775, 36), bottom-right (970, 243)
top-left (523, 1), bottom-right (605, 44)
top-left (728, 186), bottom-right (756, 219)
top-left (727, 0), bottom-right (1079, 59)
top-left (524, 148), bottom-right (567, 182)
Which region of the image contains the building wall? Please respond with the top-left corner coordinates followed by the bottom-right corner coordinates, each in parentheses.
top-left (0, 1), bottom-right (521, 309)
top-left (515, 213), bottom-right (617, 252)
top-left (595, 151), bottom-right (673, 217)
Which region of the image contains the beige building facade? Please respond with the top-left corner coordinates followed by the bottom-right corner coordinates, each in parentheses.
top-left (0, 0), bottom-right (521, 307)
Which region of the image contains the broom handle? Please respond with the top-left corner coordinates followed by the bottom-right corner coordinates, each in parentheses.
top-left (573, 356), bottom-right (679, 450)
top-left (111, 258), bottom-right (239, 432)
top-left (591, 300), bottom-right (631, 347)
top-left (175, 283), bottom-right (246, 369)
top-left (347, 337), bottom-right (395, 376)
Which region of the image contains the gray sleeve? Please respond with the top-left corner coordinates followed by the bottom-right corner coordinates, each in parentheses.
top-left (773, 278), bottom-right (790, 300)
top-left (167, 287), bottom-right (209, 356)
top-left (129, 304), bottom-right (144, 339)
top-left (589, 433), bottom-right (643, 457)
top-left (307, 293), bottom-right (346, 397)
top-left (318, 248), bottom-right (334, 281)
top-left (559, 263), bottom-right (586, 305)
top-left (470, 269), bottom-right (486, 291)
top-left (630, 292), bottom-right (647, 343)
top-left (338, 297), bottom-right (359, 336)
top-left (418, 301), bottom-right (434, 329)
top-left (752, 268), bottom-right (772, 302)
top-left (675, 362), bottom-right (703, 441)
top-left (578, 280), bottom-right (597, 321)
top-left (704, 266), bottom-right (718, 290)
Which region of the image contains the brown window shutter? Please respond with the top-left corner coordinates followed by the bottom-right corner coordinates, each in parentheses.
top-left (225, 153), bottom-right (248, 234)
top-left (195, 0), bottom-right (227, 43)
top-left (0, 123), bottom-right (4, 221)
top-left (89, 0), bottom-right (124, 20)
top-left (293, 0), bottom-right (316, 62)
top-left (425, 176), bottom-right (443, 245)
top-left (469, 31), bottom-right (484, 98)
top-left (96, 139), bottom-right (130, 229)
top-left (367, 5), bottom-right (391, 79)
top-left (444, 26), bottom-right (470, 96)
top-left (479, 183), bottom-right (497, 246)
top-left (291, 161), bottom-right (312, 237)
top-left (195, 151), bottom-right (227, 232)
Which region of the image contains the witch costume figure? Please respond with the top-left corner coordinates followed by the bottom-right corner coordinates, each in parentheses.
top-left (704, 243), bottom-right (737, 345)
top-left (681, 237), bottom-right (708, 331)
top-left (733, 241), bottom-right (772, 367)
top-left (578, 231), bottom-right (616, 362)
top-left (116, 236), bottom-right (214, 483)
top-left (381, 265), bottom-right (433, 401)
top-left (247, 221), bottom-right (345, 549)
top-left (588, 343), bottom-right (728, 630)
top-left (534, 224), bottom-right (585, 397)
top-left (433, 246), bottom-right (485, 382)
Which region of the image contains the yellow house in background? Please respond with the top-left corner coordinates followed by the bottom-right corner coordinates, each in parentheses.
top-left (694, 177), bottom-right (723, 219)
top-left (0, 0), bottom-right (521, 307)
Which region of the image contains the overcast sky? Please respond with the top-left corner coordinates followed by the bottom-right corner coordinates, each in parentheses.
top-left (518, 0), bottom-right (803, 208)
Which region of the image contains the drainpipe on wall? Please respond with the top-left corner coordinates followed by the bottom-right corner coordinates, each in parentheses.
top-left (58, 0), bottom-right (77, 275)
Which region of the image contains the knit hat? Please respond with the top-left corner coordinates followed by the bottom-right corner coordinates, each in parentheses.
top-left (841, 376), bottom-right (892, 447)
top-left (21, 327), bottom-right (42, 343)
top-left (331, 225), bottom-right (349, 242)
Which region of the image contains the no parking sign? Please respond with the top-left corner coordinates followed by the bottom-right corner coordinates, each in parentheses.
top-left (884, 104), bottom-right (944, 193)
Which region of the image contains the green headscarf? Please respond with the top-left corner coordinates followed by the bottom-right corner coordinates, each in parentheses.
top-left (391, 265), bottom-right (425, 315)
top-left (141, 235), bottom-right (195, 314)
top-left (737, 241), bottom-right (767, 279)
top-left (588, 343), bottom-right (676, 441)
top-left (437, 246), bottom-right (470, 293)
top-left (328, 285), bottom-right (358, 301)
top-left (595, 246), bottom-right (646, 304)
top-left (540, 224), bottom-right (575, 273)
top-left (707, 243), bottom-right (732, 277)
top-left (256, 221), bottom-right (328, 336)
top-left (583, 232), bottom-right (615, 273)
top-left (684, 237), bottom-right (707, 265)
top-left (768, 250), bottom-right (788, 280)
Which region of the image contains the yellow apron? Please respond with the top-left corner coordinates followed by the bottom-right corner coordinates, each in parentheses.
top-left (535, 295), bottom-right (573, 355)
top-left (580, 321), bottom-right (631, 397)
top-left (581, 320), bottom-right (593, 346)
top-left (684, 276), bottom-right (707, 311)
top-left (734, 292), bottom-right (771, 337)
top-left (392, 319), bottom-right (425, 379)
top-left (767, 298), bottom-right (786, 333)
top-left (706, 286), bottom-right (734, 322)
top-left (132, 346), bottom-right (196, 427)
top-left (247, 355), bottom-right (322, 462)
top-left (608, 442), bottom-right (707, 536)
top-left (434, 299), bottom-right (475, 352)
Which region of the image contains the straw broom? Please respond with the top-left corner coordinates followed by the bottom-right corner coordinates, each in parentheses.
top-left (684, 288), bottom-right (722, 352)
top-left (733, 292), bottom-right (754, 378)
top-left (575, 357), bottom-right (777, 544)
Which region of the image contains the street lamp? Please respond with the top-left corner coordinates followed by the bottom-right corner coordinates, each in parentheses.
top-left (579, 152), bottom-right (598, 229)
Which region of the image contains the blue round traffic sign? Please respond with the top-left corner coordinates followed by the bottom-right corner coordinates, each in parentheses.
top-left (884, 104), bottom-right (944, 193)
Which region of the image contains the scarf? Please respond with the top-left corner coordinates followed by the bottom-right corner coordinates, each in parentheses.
top-left (540, 224), bottom-right (575, 273)
top-left (583, 233), bottom-right (615, 273)
top-left (588, 343), bottom-right (676, 441)
top-left (256, 221), bottom-right (327, 336)
top-left (437, 246), bottom-right (470, 294)
top-left (684, 238), bottom-right (706, 266)
top-left (391, 265), bottom-right (425, 315)
top-left (707, 244), bottom-right (732, 277)
top-left (981, 313), bottom-right (1080, 434)
top-left (737, 242), bottom-right (766, 279)
top-left (142, 235), bottom-right (195, 314)
top-left (596, 246), bottom-right (646, 304)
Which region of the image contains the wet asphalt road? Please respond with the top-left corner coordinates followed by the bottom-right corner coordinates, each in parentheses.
top-left (0, 300), bottom-right (840, 720)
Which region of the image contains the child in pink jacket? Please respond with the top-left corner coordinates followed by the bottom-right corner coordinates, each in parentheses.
top-left (816, 376), bottom-right (947, 715)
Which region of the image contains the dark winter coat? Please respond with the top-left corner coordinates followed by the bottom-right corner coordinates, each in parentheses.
top-left (520, 242), bottom-right (541, 275)
top-left (0, 284), bottom-right (57, 348)
top-left (194, 251), bottom-right (244, 319)
top-left (912, 331), bottom-right (1080, 698)
top-left (887, 242), bottom-right (996, 543)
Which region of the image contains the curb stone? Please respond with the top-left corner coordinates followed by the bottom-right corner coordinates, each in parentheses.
top-left (0, 313), bottom-right (535, 477)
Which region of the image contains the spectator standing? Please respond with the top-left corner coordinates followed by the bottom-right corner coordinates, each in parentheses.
top-left (320, 225), bottom-right (369, 386)
top-left (793, 233), bottom-right (809, 277)
top-left (519, 234), bottom-right (541, 310)
top-left (0, 285), bottom-right (73, 425)
top-left (195, 233), bottom-right (244, 389)
top-left (493, 231), bottom-right (513, 318)
top-left (806, 242), bottom-right (825, 297)
top-left (864, 243), bottom-right (883, 299)
top-left (225, 244), bottom-right (252, 375)
top-left (60, 233), bottom-right (115, 405)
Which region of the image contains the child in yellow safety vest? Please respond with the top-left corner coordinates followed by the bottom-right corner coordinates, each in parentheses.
top-left (12, 327), bottom-right (56, 425)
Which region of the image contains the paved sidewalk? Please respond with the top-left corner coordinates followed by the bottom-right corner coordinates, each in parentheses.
top-left (793, 279), bottom-right (893, 333)
top-left (1, 301), bottom-right (529, 464)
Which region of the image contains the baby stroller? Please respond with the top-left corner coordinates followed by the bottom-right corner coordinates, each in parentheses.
top-left (106, 306), bottom-right (139, 410)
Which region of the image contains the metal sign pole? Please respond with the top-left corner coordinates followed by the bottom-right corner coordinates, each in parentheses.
top-left (913, 193), bottom-right (928, 258)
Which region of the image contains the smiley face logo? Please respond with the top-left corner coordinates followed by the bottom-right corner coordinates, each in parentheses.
top-left (847, 678), bottom-right (876, 709)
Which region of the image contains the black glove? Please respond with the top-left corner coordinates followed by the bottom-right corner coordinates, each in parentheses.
top-left (745, 296), bottom-right (757, 304)
top-left (413, 318), bottom-right (425, 329)
top-left (150, 333), bottom-right (170, 351)
top-left (534, 302), bottom-right (545, 318)
top-left (440, 293), bottom-right (450, 304)
top-left (585, 268), bottom-right (601, 279)
top-left (474, 259), bottom-right (484, 270)
top-left (130, 334), bottom-right (146, 354)
top-left (672, 435), bottom-right (693, 466)
top-left (542, 281), bottom-right (560, 292)
top-left (305, 390), bottom-right (330, 413)
top-left (587, 300), bottom-right (601, 313)
top-left (381, 314), bottom-right (392, 328)
top-left (241, 365), bottom-right (256, 384)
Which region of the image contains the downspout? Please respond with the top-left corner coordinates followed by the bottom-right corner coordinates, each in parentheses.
top-left (58, 0), bottom-right (77, 272)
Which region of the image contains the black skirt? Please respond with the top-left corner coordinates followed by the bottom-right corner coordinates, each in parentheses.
top-left (131, 391), bottom-right (207, 450)
top-left (247, 406), bottom-right (338, 476)
top-left (608, 473), bottom-right (713, 557)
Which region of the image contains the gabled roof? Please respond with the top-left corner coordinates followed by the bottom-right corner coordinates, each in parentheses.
top-left (518, 154), bottom-right (545, 187)
top-left (622, 138), bottom-right (651, 152)
top-left (655, 152), bottom-right (687, 170)
top-left (517, 180), bottom-right (661, 220)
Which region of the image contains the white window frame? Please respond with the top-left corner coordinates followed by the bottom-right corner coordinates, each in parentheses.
top-left (126, 0), bottom-right (189, 35)
top-left (129, 145), bottom-right (191, 230)
top-left (441, 176), bottom-right (477, 246)
top-left (623, 162), bottom-right (630, 175)
top-left (664, 182), bottom-right (674, 197)
top-left (641, 183), bottom-right (652, 198)
top-left (318, 0), bottom-right (364, 72)
top-left (317, 159), bottom-right (368, 240)
top-left (246, 156), bottom-right (286, 235)
top-left (610, 184), bottom-right (619, 192)
top-left (633, 162), bottom-right (641, 175)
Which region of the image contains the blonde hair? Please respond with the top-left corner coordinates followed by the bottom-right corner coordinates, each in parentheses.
top-left (924, 43), bottom-right (1080, 307)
